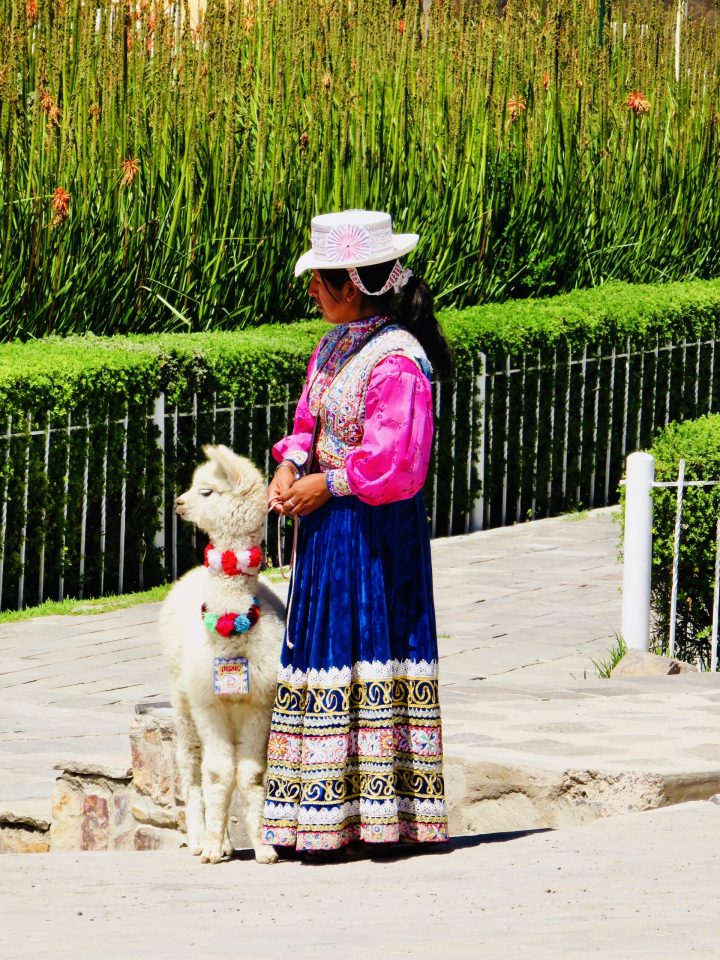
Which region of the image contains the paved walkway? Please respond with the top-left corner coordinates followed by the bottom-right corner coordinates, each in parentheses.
top-left (0, 508), bottom-right (620, 813)
top-left (2, 508), bottom-right (720, 957)
top-left (2, 801), bottom-right (719, 958)
top-left (2, 507), bottom-right (720, 823)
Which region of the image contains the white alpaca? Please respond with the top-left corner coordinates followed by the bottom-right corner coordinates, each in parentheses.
top-left (159, 445), bottom-right (283, 864)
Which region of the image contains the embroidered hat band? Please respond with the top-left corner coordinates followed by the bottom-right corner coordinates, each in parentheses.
top-left (294, 209), bottom-right (419, 276)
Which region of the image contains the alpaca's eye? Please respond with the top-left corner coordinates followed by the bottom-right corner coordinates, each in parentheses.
top-left (199, 489), bottom-right (213, 497)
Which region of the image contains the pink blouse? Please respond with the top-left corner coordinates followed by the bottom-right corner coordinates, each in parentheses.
top-left (273, 353), bottom-right (434, 506)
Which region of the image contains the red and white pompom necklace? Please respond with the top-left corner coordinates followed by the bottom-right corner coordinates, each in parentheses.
top-left (202, 543), bottom-right (263, 696)
top-left (203, 543), bottom-right (263, 577)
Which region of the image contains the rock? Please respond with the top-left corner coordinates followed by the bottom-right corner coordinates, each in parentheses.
top-left (131, 798), bottom-right (179, 829)
top-left (50, 774), bottom-right (137, 852)
top-left (135, 701), bottom-right (172, 715)
top-left (134, 825), bottom-right (181, 851)
top-left (663, 773), bottom-right (720, 805)
top-left (129, 709), bottom-right (181, 808)
top-left (559, 769), bottom-right (666, 818)
top-left (49, 777), bottom-right (84, 851)
top-left (82, 794), bottom-right (110, 851)
top-left (611, 650), bottom-right (695, 678)
top-left (0, 826), bottom-right (50, 854)
top-left (0, 801), bottom-right (51, 833)
top-left (0, 801), bottom-right (52, 854)
top-left (53, 757), bottom-right (132, 780)
top-left (444, 758), bottom-right (669, 836)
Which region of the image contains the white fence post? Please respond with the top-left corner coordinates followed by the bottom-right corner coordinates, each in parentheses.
top-left (711, 518), bottom-right (720, 673)
top-left (622, 452), bottom-right (655, 651)
top-left (471, 353), bottom-right (487, 532)
top-left (153, 392), bottom-right (166, 561)
top-left (668, 458), bottom-right (686, 659)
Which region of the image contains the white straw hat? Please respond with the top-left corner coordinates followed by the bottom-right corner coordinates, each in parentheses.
top-left (294, 209), bottom-right (419, 277)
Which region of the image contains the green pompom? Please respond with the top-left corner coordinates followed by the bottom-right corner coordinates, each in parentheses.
top-left (204, 613), bottom-right (220, 633)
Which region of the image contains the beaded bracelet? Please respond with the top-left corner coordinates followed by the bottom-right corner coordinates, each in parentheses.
top-left (275, 460), bottom-right (301, 480)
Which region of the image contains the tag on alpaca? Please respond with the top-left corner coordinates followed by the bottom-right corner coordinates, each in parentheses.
top-left (214, 657), bottom-right (250, 696)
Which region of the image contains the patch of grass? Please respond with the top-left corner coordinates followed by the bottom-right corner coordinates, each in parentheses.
top-left (0, 584), bottom-right (173, 624)
top-left (563, 505), bottom-right (589, 522)
top-left (590, 633), bottom-right (628, 679)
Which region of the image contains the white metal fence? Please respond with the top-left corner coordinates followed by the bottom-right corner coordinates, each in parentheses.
top-left (2, 330), bottom-right (719, 611)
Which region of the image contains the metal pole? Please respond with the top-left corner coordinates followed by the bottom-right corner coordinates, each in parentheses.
top-left (674, 0), bottom-right (687, 83)
top-left (621, 452), bottom-right (655, 651)
top-left (474, 354), bottom-right (489, 532)
top-left (710, 518), bottom-right (720, 673)
top-left (153, 393), bottom-right (166, 562)
top-left (668, 459), bottom-right (686, 659)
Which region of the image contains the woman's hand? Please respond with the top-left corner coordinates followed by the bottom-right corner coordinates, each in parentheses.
top-left (267, 463), bottom-right (297, 514)
top-left (281, 474), bottom-right (332, 517)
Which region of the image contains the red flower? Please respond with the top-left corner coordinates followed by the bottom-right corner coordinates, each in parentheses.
top-left (627, 91), bottom-right (650, 115)
top-left (120, 157), bottom-right (140, 188)
top-left (248, 546), bottom-right (262, 568)
top-left (508, 96), bottom-right (527, 122)
top-left (221, 551), bottom-right (239, 576)
top-left (51, 187), bottom-right (70, 225)
top-left (216, 614), bottom-right (237, 637)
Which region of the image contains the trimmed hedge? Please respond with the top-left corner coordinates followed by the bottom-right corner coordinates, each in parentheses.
top-left (7, 278), bottom-right (720, 408)
top-left (3, 277), bottom-right (720, 610)
top-left (648, 415), bottom-right (720, 667)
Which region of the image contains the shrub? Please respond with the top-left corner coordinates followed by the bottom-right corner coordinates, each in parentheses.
top-left (649, 414), bottom-right (720, 666)
top-left (3, 0), bottom-right (720, 337)
top-left (2, 277), bottom-right (720, 610)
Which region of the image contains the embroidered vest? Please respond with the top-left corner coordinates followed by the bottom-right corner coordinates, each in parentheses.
top-left (308, 323), bottom-right (432, 470)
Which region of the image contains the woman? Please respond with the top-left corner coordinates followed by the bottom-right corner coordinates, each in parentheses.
top-left (262, 209), bottom-right (452, 855)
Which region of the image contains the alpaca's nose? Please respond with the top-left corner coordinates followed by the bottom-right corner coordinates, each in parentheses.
top-left (176, 496), bottom-right (185, 506)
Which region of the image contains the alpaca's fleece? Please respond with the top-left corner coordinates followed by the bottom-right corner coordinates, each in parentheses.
top-left (159, 445), bottom-right (283, 864)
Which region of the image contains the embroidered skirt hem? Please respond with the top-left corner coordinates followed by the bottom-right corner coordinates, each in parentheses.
top-left (264, 821), bottom-right (449, 852)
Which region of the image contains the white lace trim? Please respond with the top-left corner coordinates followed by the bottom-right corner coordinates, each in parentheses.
top-left (272, 708), bottom-right (441, 728)
top-left (264, 797), bottom-right (447, 825)
top-left (277, 658), bottom-right (439, 688)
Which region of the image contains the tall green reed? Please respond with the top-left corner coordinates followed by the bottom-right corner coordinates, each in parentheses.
top-left (1, 0), bottom-right (720, 338)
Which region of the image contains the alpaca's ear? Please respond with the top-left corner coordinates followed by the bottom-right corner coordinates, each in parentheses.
top-left (204, 445), bottom-right (261, 491)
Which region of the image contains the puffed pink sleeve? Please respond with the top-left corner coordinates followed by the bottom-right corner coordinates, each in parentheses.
top-left (271, 347), bottom-right (319, 468)
top-left (325, 355), bottom-right (434, 505)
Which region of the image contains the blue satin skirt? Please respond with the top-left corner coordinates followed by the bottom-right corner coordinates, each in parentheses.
top-left (262, 494), bottom-right (449, 851)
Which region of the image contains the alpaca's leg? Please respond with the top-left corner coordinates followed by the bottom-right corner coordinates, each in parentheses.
top-left (237, 723), bottom-right (278, 865)
top-left (194, 709), bottom-right (236, 864)
top-left (173, 697), bottom-right (205, 855)
top-left (222, 830), bottom-right (234, 859)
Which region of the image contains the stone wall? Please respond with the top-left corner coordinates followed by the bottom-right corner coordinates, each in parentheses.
top-left (47, 705), bottom-right (184, 853)
top-left (1, 702), bottom-right (258, 854)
